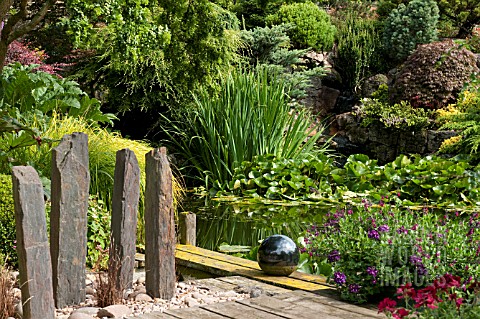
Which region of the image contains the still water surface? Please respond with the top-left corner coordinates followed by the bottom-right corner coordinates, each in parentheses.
top-left (182, 198), bottom-right (330, 251)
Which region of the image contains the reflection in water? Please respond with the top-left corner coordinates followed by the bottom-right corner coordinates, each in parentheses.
top-left (182, 199), bottom-right (328, 251)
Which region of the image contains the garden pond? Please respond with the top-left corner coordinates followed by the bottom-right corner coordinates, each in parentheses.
top-left (182, 197), bottom-right (330, 251)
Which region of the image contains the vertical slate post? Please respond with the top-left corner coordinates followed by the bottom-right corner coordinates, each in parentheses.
top-left (144, 147), bottom-right (176, 299)
top-left (50, 133), bottom-right (90, 308)
top-left (110, 149), bottom-right (140, 292)
top-left (12, 166), bottom-right (55, 319)
top-left (179, 212), bottom-right (196, 246)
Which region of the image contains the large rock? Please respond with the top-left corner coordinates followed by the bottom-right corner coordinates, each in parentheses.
top-left (12, 166), bottom-right (55, 319)
top-left (362, 74), bottom-right (388, 98)
top-left (110, 149), bottom-right (140, 291)
top-left (427, 130), bottom-right (458, 153)
top-left (332, 112), bottom-right (459, 163)
top-left (144, 147), bottom-right (176, 299)
top-left (50, 133), bottom-right (90, 308)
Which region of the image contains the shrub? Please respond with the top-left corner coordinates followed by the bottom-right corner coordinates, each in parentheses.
top-left (382, 0), bottom-right (439, 62)
top-left (86, 196), bottom-right (111, 270)
top-left (5, 40), bottom-right (61, 75)
top-left (0, 64), bottom-right (117, 170)
top-left (0, 175), bottom-right (16, 267)
top-left (240, 24), bottom-right (325, 99)
top-left (438, 82), bottom-right (480, 157)
top-left (266, 1), bottom-right (336, 51)
top-left (302, 201), bottom-right (480, 303)
top-left (356, 85), bottom-right (431, 129)
top-left (376, 0), bottom-right (409, 21)
top-left (161, 70), bottom-right (326, 188)
top-left (333, 10), bottom-right (383, 94)
top-left (390, 40), bottom-right (479, 109)
top-left (0, 64), bottom-right (116, 128)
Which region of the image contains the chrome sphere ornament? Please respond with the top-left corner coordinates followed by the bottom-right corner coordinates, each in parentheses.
top-left (257, 234), bottom-right (300, 276)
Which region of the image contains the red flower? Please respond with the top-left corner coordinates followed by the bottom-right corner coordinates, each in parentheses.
top-left (393, 308), bottom-right (410, 319)
top-left (378, 298), bottom-right (397, 313)
top-left (397, 282), bottom-right (416, 299)
top-left (413, 286), bottom-right (441, 309)
top-left (455, 297), bottom-right (464, 309)
top-left (433, 273), bottom-right (461, 291)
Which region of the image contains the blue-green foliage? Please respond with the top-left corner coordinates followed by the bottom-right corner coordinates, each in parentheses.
top-left (383, 0), bottom-right (439, 62)
top-left (240, 24), bottom-right (325, 99)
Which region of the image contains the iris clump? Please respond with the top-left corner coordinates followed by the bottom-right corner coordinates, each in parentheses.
top-left (162, 70), bottom-right (325, 188)
top-left (301, 199), bottom-right (480, 303)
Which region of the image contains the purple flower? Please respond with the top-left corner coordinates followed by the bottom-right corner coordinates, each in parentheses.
top-left (327, 250), bottom-right (341, 263)
top-left (410, 255), bottom-right (422, 265)
top-left (397, 226), bottom-right (408, 234)
top-left (333, 272), bottom-right (347, 285)
top-left (348, 283), bottom-right (361, 294)
top-left (378, 225), bottom-right (390, 232)
top-left (416, 264), bottom-right (428, 277)
top-left (366, 266), bottom-right (378, 278)
top-left (368, 229), bottom-right (380, 240)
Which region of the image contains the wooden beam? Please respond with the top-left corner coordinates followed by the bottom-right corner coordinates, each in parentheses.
top-left (175, 247), bottom-right (329, 291)
top-left (176, 245), bottom-right (333, 288)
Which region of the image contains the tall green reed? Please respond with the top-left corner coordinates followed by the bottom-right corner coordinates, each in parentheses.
top-left (162, 70), bottom-right (327, 187)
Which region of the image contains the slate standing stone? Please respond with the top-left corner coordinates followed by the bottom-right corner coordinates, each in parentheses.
top-left (144, 147), bottom-right (176, 299)
top-left (110, 149), bottom-right (140, 291)
top-left (179, 212), bottom-right (196, 246)
top-left (50, 133), bottom-right (90, 308)
top-left (12, 166), bottom-right (55, 319)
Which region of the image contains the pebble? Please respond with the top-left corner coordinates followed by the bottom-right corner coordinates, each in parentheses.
top-left (185, 297), bottom-right (199, 307)
top-left (135, 293), bottom-right (153, 302)
top-left (8, 270), bottom-right (250, 318)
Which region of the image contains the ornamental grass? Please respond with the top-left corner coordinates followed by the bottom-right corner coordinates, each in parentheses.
top-left (0, 259), bottom-right (15, 319)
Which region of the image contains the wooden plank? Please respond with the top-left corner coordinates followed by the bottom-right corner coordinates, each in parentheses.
top-left (193, 278), bottom-right (238, 292)
top-left (217, 276), bottom-right (290, 294)
top-left (137, 312), bottom-right (178, 319)
top-left (175, 250), bottom-right (328, 291)
top-left (176, 245), bottom-right (333, 288)
top-left (237, 295), bottom-right (361, 319)
top-left (165, 306), bottom-right (227, 319)
top-left (201, 301), bottom-right (287, 319)
top-left (274, 290), bottom-right (385, 318)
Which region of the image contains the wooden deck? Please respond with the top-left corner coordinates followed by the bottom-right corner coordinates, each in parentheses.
top-left (135, 245), bottom-right (385, 318)
top-left (135, 276), bottom-right (384, 319)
